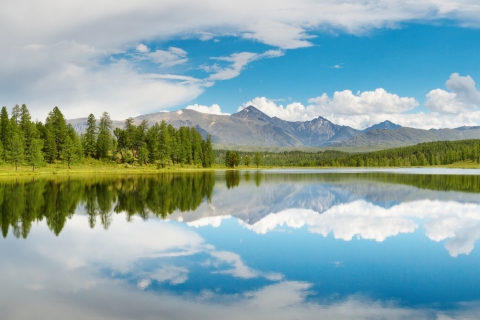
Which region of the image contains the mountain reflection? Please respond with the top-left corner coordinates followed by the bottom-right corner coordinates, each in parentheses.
top-left (2, 171), bottom-right (480, 257)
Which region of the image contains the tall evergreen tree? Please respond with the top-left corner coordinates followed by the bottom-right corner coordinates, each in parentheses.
top-left (146, 123), bottom-right (160, 164)
top-left (63, 135), bottom-right (75, 169)
top-left (0, 107), bottom-right (11, 161)
top-left (96, 112), bottom-right (113, 160)
top-left (45, 107), bottom-right (67, 160)
top-left (8, 131), bottom-right (24, 171)
top-left (10, 104), bottom-right (21, 125)
top-left (27, 139), bottom-right (44, 171)
top-left (158, 120), bottom-right (171, 168)
top-left (43, 122), bottom-right (57, 163)
top-left (84, 113), bottom-right (97, 158)
top-left (254, 152), bottom-right (262, 168)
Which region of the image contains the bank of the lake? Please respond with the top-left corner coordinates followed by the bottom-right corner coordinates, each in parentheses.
top-left (0, 160), bottom-right (479, 177)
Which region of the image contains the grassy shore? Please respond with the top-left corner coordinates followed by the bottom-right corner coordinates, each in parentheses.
top-left (0, 159), bottom-right (478, 177)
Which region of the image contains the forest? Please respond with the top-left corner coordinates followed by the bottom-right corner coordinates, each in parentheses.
top-left (2, 104), bottom-right (480, 171)
top-left (217, 139), bottom-right (480, 168)
top-left (0, 104), bottom-right (215, 171)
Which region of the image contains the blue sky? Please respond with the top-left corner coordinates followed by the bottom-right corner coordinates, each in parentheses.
top-left (1, 1), bottom-right (480, 129)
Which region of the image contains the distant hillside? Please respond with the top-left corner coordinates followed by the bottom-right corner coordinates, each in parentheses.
top-left (331, 127), bottom-right (480, 148)
top-left (67, 107), bottom-right (480, 149)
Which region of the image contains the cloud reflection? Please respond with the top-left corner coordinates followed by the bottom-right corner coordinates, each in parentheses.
top-left (1, 210), bottom-right (480, 319)
top-left (232, 200), bottom-right (480, 257)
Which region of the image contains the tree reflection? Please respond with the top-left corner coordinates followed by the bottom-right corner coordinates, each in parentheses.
top-left (0, 172), bottom-right (215, 238)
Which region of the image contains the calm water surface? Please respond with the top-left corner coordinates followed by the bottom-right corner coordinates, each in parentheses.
top-left (1, 169), bottom-right (480, 319)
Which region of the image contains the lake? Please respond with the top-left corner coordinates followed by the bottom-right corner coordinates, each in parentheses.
top-left (1, 169), bottom-right (480, 319)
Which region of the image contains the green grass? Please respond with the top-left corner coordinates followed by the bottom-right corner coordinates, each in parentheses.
top-left (212, 144), bottom-right (386, 153)
top-left (0, 159), bottom-right (478, 178)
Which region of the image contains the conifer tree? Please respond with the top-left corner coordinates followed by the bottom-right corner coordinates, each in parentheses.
top-left (0, 107), bottom-right (11, 161)
top-left (158, 120), bottom-right (171, 168)
top-left (43, 122), bottom-right (57, 163)
top-left (96, 112), bottom-right (113, 160)
top-left (8, 131), bottom-right (24, 171)
top-left (45, 107), bottom-right (67, 160)
top-left (27, 139), bottom-right (44, 171)
top-left (84, 113), bottom-right (97, 158)
top-left (63, 135), bottom-right (75, 169)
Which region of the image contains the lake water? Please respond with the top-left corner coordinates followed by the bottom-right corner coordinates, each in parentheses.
top-left (1, 169), bottom-right (480, 319)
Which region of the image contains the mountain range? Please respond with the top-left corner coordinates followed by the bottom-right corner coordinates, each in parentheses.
top-left (68, 106), bottom-right (480, 148)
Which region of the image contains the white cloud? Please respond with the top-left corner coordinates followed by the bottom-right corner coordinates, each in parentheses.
top-left (2, 1), bottom-right (480, 120)
top-left (238, 200), bottom-right (480, 257)
top-left (324, 111), bottom-right (480, 130)
top-left (238, 91), bottom-right (420, 127)
top-left (239, 75), bottom-right (480, 129)
top-left (136, 43), bottom-right (149, 53)
top-left (308, 89), bottom-right (419, 115)
top-left (425, 73), bottom-right (480, 114)
top-left (186, 215), bottom-right (232, 227)
top-left (147, 47), bottom-right (188, 68)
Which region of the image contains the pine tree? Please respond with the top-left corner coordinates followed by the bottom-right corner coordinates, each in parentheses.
top-left (10, 104), bottom-right (21, 125)
top-left (43, 122), bottom-right (57, 163)
top-left (8, 131), bottom-right (24, 171)
top-left (158, 120), bottom-right (171, 168)
top-left (63, 135), bottom-right (75, 169)
top-left (0, 107), bottom-right (11, 161)
top-left (45, 107), bottom-right (67, 160)
top-left (84, 113), bottom-right (97, 158)
top-left (254, 152), bottom-right (262, 168)
top-left (146, 123), bottom-right (160, 164)
top-left (27, 139), bottom-right (44, 171)
top-left (96, 112), bottom-right (113, 160)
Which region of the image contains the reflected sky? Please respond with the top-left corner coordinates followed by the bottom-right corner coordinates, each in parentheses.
top-left (2, 170), bottom-right (480, 319)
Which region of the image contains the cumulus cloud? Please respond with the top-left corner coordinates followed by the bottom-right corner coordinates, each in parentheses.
top-left (238, 91), bottom-right (420, 128)
top-left (136, 43), bottom-right (149, 53)
top-left (308, 89), bottom-right (419, 115)
top-left (239, 75), bottom-right (480, 129)
top-left (425, 73), bottom-right (480, 114)
top-left (238, 200), bottom-right (480, 257)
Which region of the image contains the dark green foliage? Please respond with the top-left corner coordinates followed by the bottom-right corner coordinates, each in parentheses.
top-left (0, 107), bottom-right (11, 161)
top-left (326, 139), bottom-right (480, 168)
top-left (7, 131), bottom-right (24, 171)
top-left (0, 105), bottom-right (213, 170)
top-left (254, 151), bottom-right (262, 168)
top-left (225, 151), bottom-right (240, 168)
top-left (96, 112), bottom-right (113, 160)
top-left (84, 113), bottom-right (97, 158)
top-left (45, 107), bottom-right (67, 160)
top-left (27, 139), bottom-right (44, 171)
top-left (244, 155), bottom-right (251, 167)
top-left (215, 140), bottom-right (480, 168)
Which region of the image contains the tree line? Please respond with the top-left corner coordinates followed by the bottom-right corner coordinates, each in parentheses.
top-left (216, 140), bottom-right (480, 168)
top-left (0, 104), bottom-right (215, 170)
top-left (319, 139), bottom-right (480, 167)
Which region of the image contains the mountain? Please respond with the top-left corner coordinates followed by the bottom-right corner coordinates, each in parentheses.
top-left (68, 106), bottom-right (361, 147)
top-left (363, 120), bottom-right (401, 132)
top-left (67, 106), bottom-right (480, 148)
top-left (330, 127), bottom-right (480, 148)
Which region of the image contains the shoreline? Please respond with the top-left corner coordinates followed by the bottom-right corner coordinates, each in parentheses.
top-left (0, 162), bottom-right (478, 178)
